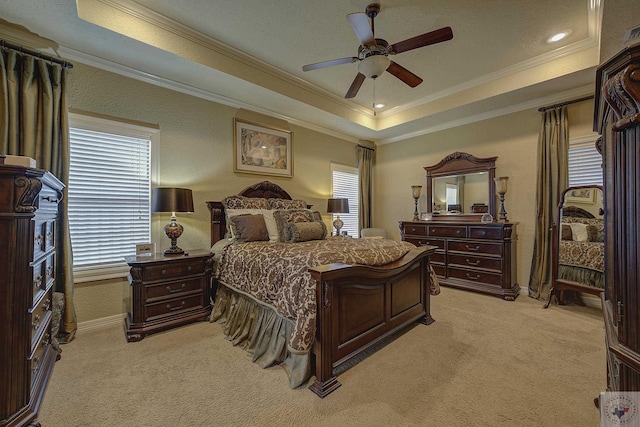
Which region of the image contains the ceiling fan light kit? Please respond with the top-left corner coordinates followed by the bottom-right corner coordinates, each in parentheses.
top-left (302, 2), bottom-right (453, 99)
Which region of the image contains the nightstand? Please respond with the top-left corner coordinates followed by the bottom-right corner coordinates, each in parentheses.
top-left (124, 249), bottom-right (213, 342)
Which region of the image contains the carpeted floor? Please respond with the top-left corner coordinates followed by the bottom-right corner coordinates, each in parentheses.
top-left (39, 287), bottom-right (605, 426)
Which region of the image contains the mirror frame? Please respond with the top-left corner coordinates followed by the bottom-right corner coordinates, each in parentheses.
top-left (424, 152), bottom-right (498, 221)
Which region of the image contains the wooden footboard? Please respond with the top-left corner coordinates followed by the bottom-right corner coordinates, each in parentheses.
top-left (308, 245), bottom-right (436, 398)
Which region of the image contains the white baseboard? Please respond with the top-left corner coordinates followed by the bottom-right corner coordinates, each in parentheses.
top-left (77, 313), bottom-right (125, 334)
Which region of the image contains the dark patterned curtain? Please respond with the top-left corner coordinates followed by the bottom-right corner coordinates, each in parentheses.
top-left (357, 144), bottom-right (374, 231)
top-left (0, 46), bottom-right (77, 342)
top-left (528, 107), bottom-right (569, 299)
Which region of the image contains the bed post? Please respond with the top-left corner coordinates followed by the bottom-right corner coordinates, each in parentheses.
top-left (308, 277), bottom-right (341, 398)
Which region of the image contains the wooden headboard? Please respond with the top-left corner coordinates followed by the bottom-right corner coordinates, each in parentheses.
top-left (562, 205), bottom-right (596, 218)
top-left (206, 181), bottom-right (294, 247)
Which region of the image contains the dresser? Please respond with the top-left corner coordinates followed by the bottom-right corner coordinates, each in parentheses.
top-left (124, 249), bottom-right (213, 342)
top-left (595, 43), bottom-right (640, 392)
top-left (400, 220), bottom-right (519, 300)
top-left (0, 163), bottom-right (64, 427)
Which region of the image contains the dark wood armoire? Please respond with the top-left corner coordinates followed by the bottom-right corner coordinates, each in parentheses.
top-left (595, 43), bottom-right (640, 392)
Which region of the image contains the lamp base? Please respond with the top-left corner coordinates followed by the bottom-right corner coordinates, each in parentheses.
top-left (163, 246), bottom-right (184, 256)
top-left (333, 216), bottom-right (344, 237)
top-left (163, 217), bottom-right (185, 256)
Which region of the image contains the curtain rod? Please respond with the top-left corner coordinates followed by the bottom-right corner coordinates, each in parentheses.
top-left (357, 144), bottom-right (375, 151)
top-left (0, 40), bottom-right (73, 69)
top-left (538, 95), bottom-right (593, 112)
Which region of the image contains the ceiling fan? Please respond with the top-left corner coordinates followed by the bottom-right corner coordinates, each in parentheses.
top-left (302, 3), bottom-right (453, 99)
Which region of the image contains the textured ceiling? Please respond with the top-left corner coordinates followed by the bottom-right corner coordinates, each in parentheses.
top-left (0, 0), bottom-right (602, 144)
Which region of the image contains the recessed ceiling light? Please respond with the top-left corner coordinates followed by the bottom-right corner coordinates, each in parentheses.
top-left (547, 30), bottom-right (571, 43)
top-left (374, 103), bottom-right (385, 109)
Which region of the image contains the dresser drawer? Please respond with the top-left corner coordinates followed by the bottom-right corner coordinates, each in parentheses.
top-left (448, 253), bottom-right (502, 272)
top-left (145, 277), bottom-right (205, 302)
top-left (405, 237), bottom-right (444, 250)
top-left (430, 251), bottom-right (446, 264)
top-left (403, 223), bottom-right (427, 236)
top-left (432, 264), bottom-right (446, 276)
top-left (144, 259), bottom-right (206, 281)
top-left (448, 266), bottom-right (502, 286)
top-left (448, 240), bottom-right (502, 256)
top-left (144, 294), bottom-right (204, 321)
top-left (32, 254), bottom-right (55, 305)
top-left (469, 226), bottom-right (503, 240)
top-left (38, 185), bottom-right (62, 214)
top-left (29, 330), bottom-right (51, 384)
top-left (30, 292), bottom-right (53, 351)
top-left (427, 225), bottom-right (466, 238)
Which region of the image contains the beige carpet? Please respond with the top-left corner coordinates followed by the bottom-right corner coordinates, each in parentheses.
top-left (39, 287), bottom-right (605, 427)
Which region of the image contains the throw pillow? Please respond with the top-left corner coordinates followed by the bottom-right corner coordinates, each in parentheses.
top-left (561, 224), bottom-right (573, 240)
top-left (228, 214), bottom-right (269, 242)
top-left (569, 223), bottom-right (589, 242)
top-left (287, 221), bottom-right (327, 242)
top-left (267, 198), bottom-right (308, 210)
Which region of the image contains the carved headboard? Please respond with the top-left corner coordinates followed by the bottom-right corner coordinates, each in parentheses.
top-left (206, 181), bottom-right (294, 247)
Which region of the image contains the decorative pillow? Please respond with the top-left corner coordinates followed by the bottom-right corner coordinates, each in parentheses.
top-left (561, 224), bottom-right (573, 240)
top-left (222, 195), bottom-right (268, 210)
top-left (267, 198), bottom-right (307, 210)
top-left (273, 209), bottom-right (322, 242)
top-left (261, 210), bottom-right (279, 242)
top-left (286, 221), bottom-right (327, 242)
top-left (586, 224), bottom-right (604, 242)
top-left (569, 223), bottom-right (589, 242)
top-left (228, 214), bottom-right (269, 242)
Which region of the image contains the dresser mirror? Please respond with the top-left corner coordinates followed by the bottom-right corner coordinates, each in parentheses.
top-left (544, 185), bottom-right (604, 307)
top-left (424, 152), bottom-right (497, 221)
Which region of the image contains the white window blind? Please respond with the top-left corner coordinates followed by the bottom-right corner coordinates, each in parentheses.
top-left (68, 115), bottom-right (155, 279)
top-left (568, 137), bottom-right (602, 186)
top-left (331, 164), bottom-right (359, 237)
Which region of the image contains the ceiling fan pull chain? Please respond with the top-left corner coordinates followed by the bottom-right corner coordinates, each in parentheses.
top-left (373, 79), bottom-right (377, 117)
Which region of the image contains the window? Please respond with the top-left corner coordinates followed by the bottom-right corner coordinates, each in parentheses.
top-left (445, 184), bottom-right (458, 210)
top-left (568, 135), bottom-right (602, 186)
top-left (68, 113), bottom-right (158, 281)
top-left (331, 163), bottom-right (359, 237)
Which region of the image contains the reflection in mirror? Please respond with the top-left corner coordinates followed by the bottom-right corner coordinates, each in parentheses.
top-left (432, 172), bottom-right (488, 214)
top-left (545, 185), bottom-right (604, 307)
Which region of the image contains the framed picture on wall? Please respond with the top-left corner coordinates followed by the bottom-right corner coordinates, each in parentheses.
top-left (233, 118), bottom-right (293, 177)
top-left (565, 187), bottom-right (595, 204)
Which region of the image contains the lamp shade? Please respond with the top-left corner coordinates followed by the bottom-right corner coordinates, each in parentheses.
top-left (494, 177), bottom-right (509, 195)
top-left (411, 185), bottom-right (422, 199)
top-left (358, 55), bottom-right (390, 79)
top-left (152, 188), bottom-right (194, 213)
top-left (327, 198), bottom-right (349, 214)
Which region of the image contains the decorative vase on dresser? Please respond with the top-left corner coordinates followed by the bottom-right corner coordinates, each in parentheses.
top-left (399, 152), bottom-right (519, 301)
top-left (0, 161), bottom-right (64, 427)
top-left (595, 43), bottom-right (640, 392)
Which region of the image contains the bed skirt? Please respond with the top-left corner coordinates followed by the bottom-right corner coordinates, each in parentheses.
top-left (558, 265), bottom-right (604, 289)
top-left (210, 283), bottom-right (311, 388)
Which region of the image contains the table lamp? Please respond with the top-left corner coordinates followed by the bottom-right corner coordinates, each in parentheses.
top-left (152, 187), bottom-right (194, 255)
top-left (411, 185), bottom-right (422, 221)
top-left (327, 198), bottom-right (349, 236)
top-left (494, 177), bottom-right (508, 222)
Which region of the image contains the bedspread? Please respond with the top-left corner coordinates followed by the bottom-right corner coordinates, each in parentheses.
top-left (214, 236), bottom-right (423, 353)
top-left (559, 240), bottom-right (604, 272)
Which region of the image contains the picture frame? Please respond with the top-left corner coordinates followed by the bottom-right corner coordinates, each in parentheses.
top-left (234, 118), bottom-right (293, 177)
top-left (565, 188), bottom-right (595, 204)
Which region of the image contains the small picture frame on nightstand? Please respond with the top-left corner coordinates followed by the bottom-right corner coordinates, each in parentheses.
top-left (135, 242), bottom-right (155, 256)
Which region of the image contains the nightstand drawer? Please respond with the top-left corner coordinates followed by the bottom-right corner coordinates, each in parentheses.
top-left (144, 294), bottom-right (204, 321)
top-left (145, 277), bottom-right (205, 302)
top-left (144, 259), bottom-right (206, 281)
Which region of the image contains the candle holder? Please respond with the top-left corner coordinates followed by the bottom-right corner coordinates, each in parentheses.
top-left (411, 185), bottom-right (422, 221)
top-left (494, 177), bottom-right (509, 222)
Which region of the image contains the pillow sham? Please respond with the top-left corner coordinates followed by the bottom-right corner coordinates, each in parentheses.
top-left (267, 198), bottom-right (307, 210)
top-left (222, 195), bottom-right (268, 210)
top-left (569, 223), bottom-right (588, 242)
top-left (228, 214), bottom-right (269, 242)
top-left (586, 224), bottom-right (604, 242)
top-left (226, 208), bottom-right (278, 242)
top-left (561, 224), bottom-right (573, 241)
top-left (286, 221), bottom-right (327, 242)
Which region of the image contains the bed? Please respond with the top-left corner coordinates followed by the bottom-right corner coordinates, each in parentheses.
top-left (206, 181), bottom-right (438, 397)
top-left (558, 206), bottom-right (604, 290)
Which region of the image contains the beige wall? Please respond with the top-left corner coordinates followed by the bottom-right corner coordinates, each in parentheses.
top-left (67, 63), bottom-right (355, 323)
top-left (374, 101), bottom-right (597, 291)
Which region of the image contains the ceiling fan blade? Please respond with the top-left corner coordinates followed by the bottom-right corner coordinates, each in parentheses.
top-left (386, 61), bottom-right (423, 87)
top-left (345, 73), bottom-right (366, 98)
top-left (347, 13), bottom-right (376, 47)
top-left (390, 27), bottom-right (453, 55)
top-left (302, 57), bottom-right (358, 72)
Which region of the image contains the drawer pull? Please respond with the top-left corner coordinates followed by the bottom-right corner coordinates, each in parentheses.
top-left (161, 269), bottom-right (167, 275)
top-left (35, 234), bottom-right (44, 246)
top-left (43, 333), bottom-right (51, 347)
top-left (42, 195), bottom-right (59, 203)
top-left (46, 265), bottom-right (54, 279)
top-left (33, 275), bottom-right (43, 288)
top-left (32, 315), bottom-right (41, 330)
top-left (187, 266), bottom-right (192, 271)
top-left (466, 273), bottom-right (480, 281)
top-left (32, 356), bottom-right (40, 374)
top-left (166, 283), bottom-right (187, 293)
top-left (466, 259), bottom-right (481, 266)
top-left (166, 301), bottom-right (186, 311)
top-left (43, 298), bottom-right (51, 311)
top-left (465, 245), bottom-right (480, 251)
